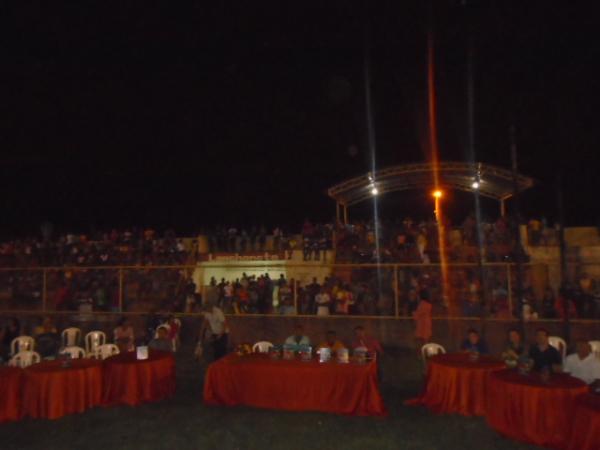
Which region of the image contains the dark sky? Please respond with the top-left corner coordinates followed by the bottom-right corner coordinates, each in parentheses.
top-left (2, 1), bottom-right (598, 237)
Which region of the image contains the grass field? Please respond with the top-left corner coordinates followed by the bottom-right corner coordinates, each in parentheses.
top-left (0, 347), bottom-right (539, 450)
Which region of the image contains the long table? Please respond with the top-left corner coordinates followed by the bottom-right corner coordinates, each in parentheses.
top-left (203, 353), bottom-right (387, 416)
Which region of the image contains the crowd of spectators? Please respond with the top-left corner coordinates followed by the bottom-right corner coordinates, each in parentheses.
top-left (205, 220), bottom-right (334, 261)
top-left (0, 228), bottom-right (189, 268)
top-left (334, 215), bottom-right (521, 264)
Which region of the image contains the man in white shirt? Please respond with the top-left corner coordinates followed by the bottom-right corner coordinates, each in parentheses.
top-left (315, 288), bottom-right (331, 316)
top-left (564, 340), bottom-right (600, 387)
top-left (201, 303), bottom-right (228, 360)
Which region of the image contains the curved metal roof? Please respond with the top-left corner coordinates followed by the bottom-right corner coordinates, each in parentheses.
top-left (327, 162), bottom-right (534, 206)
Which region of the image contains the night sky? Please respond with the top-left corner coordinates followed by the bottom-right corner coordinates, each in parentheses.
top-left (2, 1), bottom-right (598, 237)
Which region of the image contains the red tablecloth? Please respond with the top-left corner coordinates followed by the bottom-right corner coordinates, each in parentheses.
top-left (568, 393), bottom-right (600, 450)
top-left (102, 350), bottom-right (176, 406)
top-left (486, 369), bottom-right (588, 449)
top-left (407, 353), bottom-right (505, 416)
top-left (0, 367), bottom-right (23, 422)
top-left (22, 359), bottom-right (103, 419)
top-left (203, 353), bottom-right (387, 416)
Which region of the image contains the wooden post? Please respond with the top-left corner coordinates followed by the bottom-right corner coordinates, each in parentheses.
top-left (118, 268), bottom-right (124, 313)
top-left (393, 265), bottom-right (399, 317)
top-left (500, 198), bottom-right (506, 217)
top-left (507, 263), bottom-right (513, 317)
top-left (293, 279), bottom-right (298, 314)
top-left (42, 268), bottom-right (47, 312)
top-left (343, 205), bottom-right (348, 224)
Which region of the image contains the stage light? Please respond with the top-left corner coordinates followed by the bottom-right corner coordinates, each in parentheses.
top-left (432, 190), bottom-right (443, 198)
top-left (371, 187), bottom-right (379, 196)
top-left (472, 181), bottom-right (480, 189)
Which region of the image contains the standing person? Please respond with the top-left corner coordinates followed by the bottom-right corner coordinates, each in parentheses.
top-left (200, 303), bottom-right (228, 360)
top-left (114, 317), bottom-right (135, 352)
top-left (413, 291), bottom-right (432, 352)
top-left (315, 287), bottom-right (331, 316)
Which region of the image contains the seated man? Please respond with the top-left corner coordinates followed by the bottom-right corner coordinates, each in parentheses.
top-left (564, 340), bottom-right (600, 388)
top-left (317, 330), bottom-right (346, 354)
top-left (528, 328), bottom-right (562, 372)
top-left (284, 324), bottom-right (310, 347)
top-left (460, 329), bottom-right (489, 354)
top-left (148, 326), bottom-right (173, 352)
top-left (351, 326), bottom-right (383, 356)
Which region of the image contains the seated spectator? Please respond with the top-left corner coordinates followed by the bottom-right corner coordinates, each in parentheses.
top-left (0, 318), bottom-right (20, 361)
top-left (528, 328), bottom-right (562, 372)
top-left (284, 324), bottom-right (310, 347)
top-left (36, 330), bottom-right (61, 359)
top-left (460, 329), bottom-right (489, 354)
top-left (114, 317), bottom-right (135, 352)
top-left (564, 340), bottom-right (600, 387)
top-left (317, 330), bottom-right (346, 354)
top-left (33, 317), bottom-right (57, 337)
top-left (148, 326), bottom-right (173, 352)
top-left (351, 326), bottom-right (383, 356)
top-left (501, 328), bottom-right (524, 362)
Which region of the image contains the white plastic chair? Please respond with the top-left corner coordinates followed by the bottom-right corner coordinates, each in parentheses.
top-left (421, 342), bottom-right (446, 360)
top-left (85, 331), bottom-right (106, 356)
top-left (10, 336), bottom-right (35, 356)
top-left (589, 340), bottom-right (600, 359)
top-left (549, 336), bottom-right (567, 360)
top-left (9, 350), bottom-right (41, 368)
top-left (61, 327), bottom-right (81, 347)
top-left (252, 341), bottom-right (274, 353)
top-left (60, 346), bottom-right (86, 359)
top-left (92, 343), bottom-right (120, 360)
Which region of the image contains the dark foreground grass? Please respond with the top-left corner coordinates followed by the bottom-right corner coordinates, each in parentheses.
top-left (0, 347), bottom-right (539, 450)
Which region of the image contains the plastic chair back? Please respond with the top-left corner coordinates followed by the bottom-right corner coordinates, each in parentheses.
top-left (549, 336), bottom-right (567, 360)
top-left (61, 346), bottom-right (86, 359)
top-left (252, 341), bottom-right (274, 353)
top-left (61, 327), bottom-right (81, 347)
top-left (9, 350), bottom-right (41, 368)
top-left (93, 343), bottom-right (120, 360)
top-left (85, 331), bottom-right (106, 355)
top-left (10, 336), bottom-right (35, 356)
top-left (588, 340), bottom-right (600, 359)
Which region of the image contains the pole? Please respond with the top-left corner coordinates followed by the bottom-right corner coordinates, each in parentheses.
top-left (118, 268), bottom-right (124, 313)
top-left (393, 265), bottom-right (399, 317)
top-left (506, 263), bottom-right (513, 317)
top-left (510, 125), bottom-right (525, 337)
top-left (293, 279), bottom-right (298, 314)
top-left (557, 171), bottom-right (570, 343)
top-left (42, 268), bottom-right (47, 312)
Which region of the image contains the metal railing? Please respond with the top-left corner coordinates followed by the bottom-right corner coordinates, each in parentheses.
top-left (0, 261), bottom-right (566, 320)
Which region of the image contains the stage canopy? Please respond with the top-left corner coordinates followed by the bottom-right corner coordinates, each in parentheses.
top-left (327, 162), bottom-right (534, 221)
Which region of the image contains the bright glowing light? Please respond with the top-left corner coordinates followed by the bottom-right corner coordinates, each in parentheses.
top-left (432, 190), bottom-right (443, 198)
top-left (472, 181), bottom-right (480, 189)
top-left (371, 187), bottom-right (379, 196)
